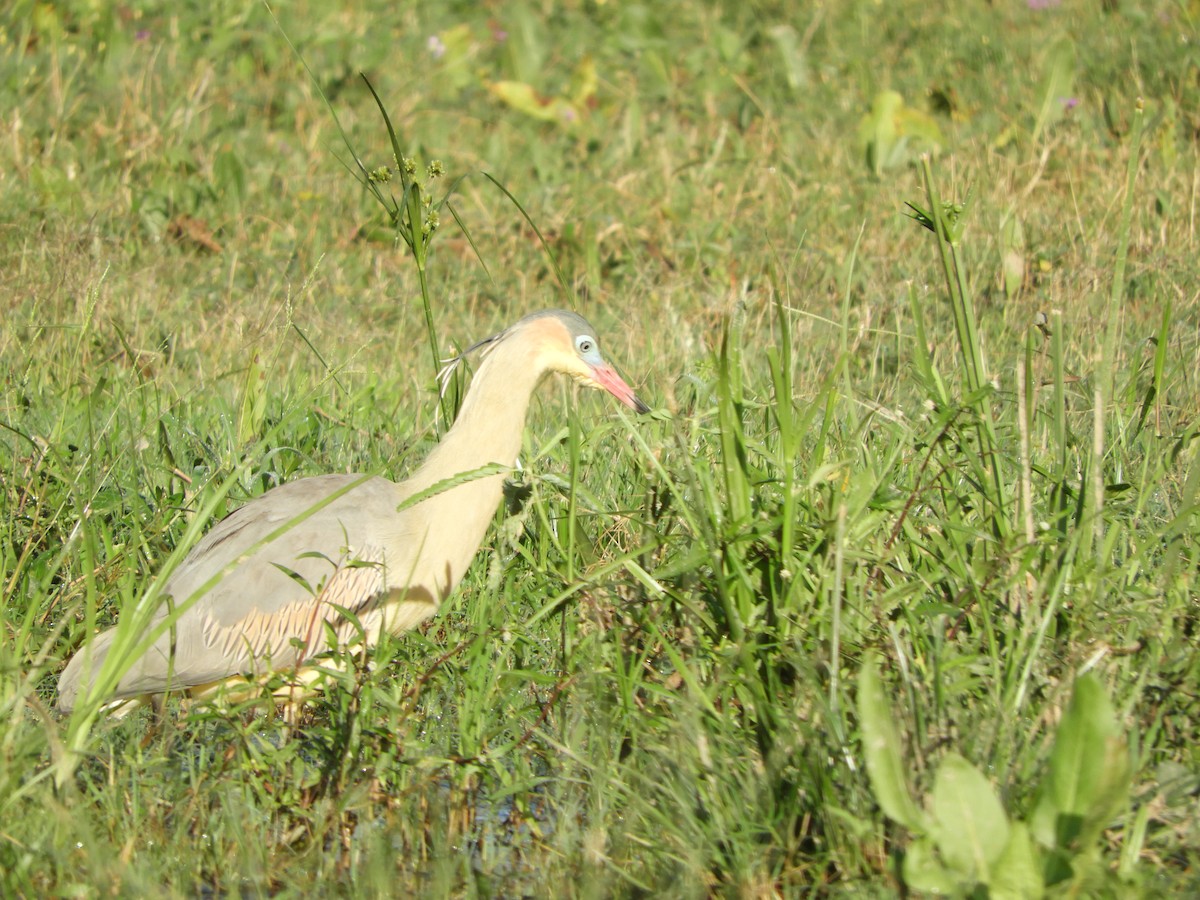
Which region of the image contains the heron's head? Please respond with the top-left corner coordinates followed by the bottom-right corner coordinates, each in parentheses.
top-left (497, 309), bottom-right (650, 414)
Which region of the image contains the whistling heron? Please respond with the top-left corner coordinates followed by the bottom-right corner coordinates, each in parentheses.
top-left (57, 309), bottom-right (648, 713)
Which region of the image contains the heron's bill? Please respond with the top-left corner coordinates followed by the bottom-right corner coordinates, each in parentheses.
top-left (591, 364), bottom-right (649, 414)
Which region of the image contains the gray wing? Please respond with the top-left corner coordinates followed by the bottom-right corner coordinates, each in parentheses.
top-left (58, 473), bottom-right (419, 709)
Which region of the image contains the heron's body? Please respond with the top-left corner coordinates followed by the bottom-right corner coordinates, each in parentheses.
top-left (57, 310), bottom-right (646, 713)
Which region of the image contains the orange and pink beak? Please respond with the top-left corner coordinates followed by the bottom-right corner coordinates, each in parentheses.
top-left (591, 363), bottom-right (650, 414)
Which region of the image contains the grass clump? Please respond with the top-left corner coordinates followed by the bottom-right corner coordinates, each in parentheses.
top-left (2, 0), bottom-right (1200, 895)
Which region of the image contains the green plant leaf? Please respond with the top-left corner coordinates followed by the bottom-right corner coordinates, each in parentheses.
top-left (857, 655), bottom-right (925, 831)
top-left (990, 821), bottom-right (1044, 899)
top-left (767, 24), bottom-right (808, 92)
top-left (930, 753), bottom-right (1010, 880)
top-left (1030, 674), bottom-right (1131, 851)
top-left (237, 352), bottom-right (267, 446)
top-left (489, 80), bottom-right (578, 126)
top-left (433, 23), bottom-right (476, 91)
top-left (858, 90), bottom-right (901, 176)
top-left (857, 90), bottom-right (944, 176)
top-left (902, 836), bottom-right (958, 895)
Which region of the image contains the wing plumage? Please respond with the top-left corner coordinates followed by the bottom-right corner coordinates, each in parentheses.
top-left (57, 474), bottom-right (426, 709)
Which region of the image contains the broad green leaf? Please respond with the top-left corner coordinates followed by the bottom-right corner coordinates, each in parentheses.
top-left (990, 821), bottom-right (1044, 899)
top-left (902, 837), bottom-right (957, 895)
top-left (930, 753), bottom-right (1010, 879)
top-left (488, 80), bottom-right (579, 125)
top-left (767, 24), bottom-right (808, 92)
top-left (894, 105), bottom-right (944, 150)
top-left (433, 24), bottom-right (476, 91)
top-left (1041, 848), bottom-right (1074, 887)
top-left (857, 655), bottom-right (925, 831)
top-left (857, 90), bottom-right (944, 176)
top-left (488, 56), bottom-right (595, 128)
top-left (858, 91), bottom-right (901, 176)
top-left (1030, 674), bottom-right (1131, 850)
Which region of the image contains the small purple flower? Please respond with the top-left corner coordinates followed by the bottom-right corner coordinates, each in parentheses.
top-left (135, 29), bottom-right (150, 41)
top-left (491, 25), bottom-right (508, 43)
top-left (1060, 97), bottom-right (1079, 111)
top-left (427, 35), bottom-right (446, 60)
top-left (1027, 0), bottom-right (1061, 8)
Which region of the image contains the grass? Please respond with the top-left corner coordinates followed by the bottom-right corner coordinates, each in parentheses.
top-left (2, 0), bottom-right (1200, 894)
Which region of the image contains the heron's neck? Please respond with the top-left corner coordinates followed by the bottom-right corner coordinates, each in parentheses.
top-left (391, 337), bottom-right (547, 599)
top-left (412, 340), bottom-right (545, 490)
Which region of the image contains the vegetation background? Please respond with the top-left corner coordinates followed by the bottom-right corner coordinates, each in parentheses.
top-left (1, 0), bottom-right (1197, 895)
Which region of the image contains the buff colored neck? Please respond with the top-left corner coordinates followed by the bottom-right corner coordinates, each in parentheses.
top-left (395, 328), bottom-right (549, 598)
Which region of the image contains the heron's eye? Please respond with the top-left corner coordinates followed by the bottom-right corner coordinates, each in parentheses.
top-left (576, 335), bottom-right (595, 355)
